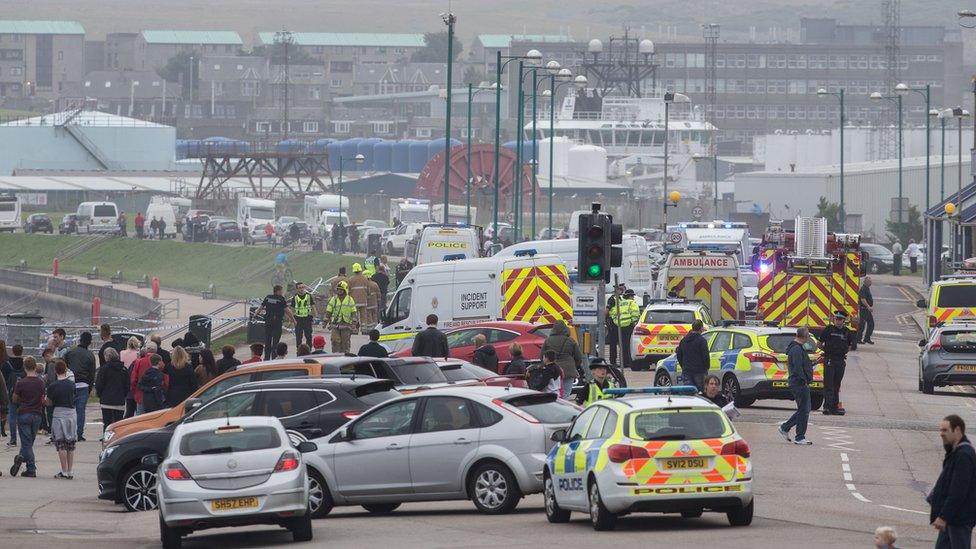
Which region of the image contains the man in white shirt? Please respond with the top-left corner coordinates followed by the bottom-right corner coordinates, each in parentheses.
top-left (891, 240), bottom-right (904, 276)
top-left (905, 238), bottom-right (922, 274)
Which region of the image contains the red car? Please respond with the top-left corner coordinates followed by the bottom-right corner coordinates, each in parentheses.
top-left (394, 321), bottom-right (551, 373)
top-left (436, 359), bottom-right (528, 388)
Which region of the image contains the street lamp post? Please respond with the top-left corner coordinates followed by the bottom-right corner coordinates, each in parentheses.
top-left (817, 87), bottom-right (846, 228)
top-left (543, 71), bottom-right (586, 236)
top-left (441, 12), bottom-right (457, 224)
top-left (466, 83), bottom-right (494, 225)
top-left (896, 83), bottom-right (932, 210)
top-left (870, 91), bottom-right (904, 225)
top-left (337, 154), bottom-right (366, 233)
top-left (663, 91), bottom-right (691, 229)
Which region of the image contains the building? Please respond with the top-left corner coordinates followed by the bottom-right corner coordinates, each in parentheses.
top-left (0, 20), bottom-right (86, 100)
top-left (105, 33), bottom-right (139, 71)
top-left (58, 71), bottom-right (181, 120)
top-left (189, 55), bottom-right (269, 138)
top-left (135, 30), bottom-right (243, 72)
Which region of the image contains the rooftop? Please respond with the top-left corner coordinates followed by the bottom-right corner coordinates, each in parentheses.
top-left (477, 34), bottom-right (576, 49)
top-left (141, 30), bottom-right (243, 45)
top-left (0, 110), bottom-right (169, 128)
top-left (741, 155), bottom-right (970, 177)
top-left (257, 32), bottom-right (425, 48)
top-left (0, 20), bottom-right (84, 35)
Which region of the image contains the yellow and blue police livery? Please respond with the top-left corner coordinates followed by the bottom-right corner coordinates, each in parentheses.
top-left (653, 324), bottom-right (825, 410)
top-left (543, 387), bottom-right (753, 531)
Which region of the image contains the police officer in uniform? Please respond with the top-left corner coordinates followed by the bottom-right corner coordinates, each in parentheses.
top-left (290, 281), bottom-right (315, 349)
top-left (255, 284), bottom-right (288, 360)
top-left (609, 288), bottom-right (641, 371)
top-left (326, 281), bottom-right (359, 353)
top-left (576, 358), bottom-right (618, 406)
top-left (820, 310), bottom-right (855, 416)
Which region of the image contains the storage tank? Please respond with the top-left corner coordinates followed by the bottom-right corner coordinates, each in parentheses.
top-left (502, 140), bottom-right (518, 152)
top-left (373, 140), bottom-right (394, 172)
top-left (175, 139), bottom-right (190, 160)
top-left (567, 144), bottom-right (608, 183)
top-left (392, 140), bottom-right (413, 172)
top-left (339, 138), bottom-right (364, 167)
top-left (276, 139), bottom-right (308, 154)
top-left (357, 138), bottom-right (382, 170)
top-left (326, 141), bottom-right (342, 170)
top-left (309, 138), bottom-right (334, 154)
top-left (537, 137), bottom-right (573, 179)
top-left (409, 140), bottom-right (430, 172)
top-left (426, 138), bottom-right (462, 163)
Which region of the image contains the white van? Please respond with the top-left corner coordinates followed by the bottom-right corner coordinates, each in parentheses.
top-left (145, 201), bottom-right (178, 238)
top-left (383, 222), bottom-right (426, 255)
top-left (76, 201), bottom-right (119, 234)
top-left (237, 197), bottom-right (276, 242)
top-left (304, 194), bottom-right (349, 230)
top-left (379, 252), bottom-right (573, 353)
top-left (0, 195), bottom-right (20, 232)
top-left (414, 224), bottom-right (482, 265)
top-left (494, 234), bottom-right (653, 298)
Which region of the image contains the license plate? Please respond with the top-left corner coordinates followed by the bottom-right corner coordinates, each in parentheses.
top-left (658, 335), bottom-right (680, 341)
top-left (954, 365), bottom-right (976, 372)
top-left (809, 382), bottom-right (823, 389)
top-left (211, 496), bottom-right (258, 511)
top-left (662, 457), bottom-right (707, 470)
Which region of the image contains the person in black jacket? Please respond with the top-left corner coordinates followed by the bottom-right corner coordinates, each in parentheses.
top-left (411, 314), bottom-right (449, 358)
top-left (63, 331), bottom-right (96, 441)
top-left (701, 374), bottom-right (729, 408)
top-left (139, 355), bottom-right (169, 413)
top-left (215, 345), bottom-right (241, 375)
top-left (95, 347), bottom-right (128, 429)
top-left (778, 327), bottom-right (815, 446)
top-left (676, 320), bottom-right (710, 390)
top-left (504, 343), bottom-right (528, 376)
top-left (820, 311), bottom-right (854, 416)
top-left (358, 330), bottom-right (389, 358)
top-left (164, 353), bottom-right (198, 406)
top-left (472, 335), bottom-right (499, 373)
top-left (929, 414), bottom-right (976, 548)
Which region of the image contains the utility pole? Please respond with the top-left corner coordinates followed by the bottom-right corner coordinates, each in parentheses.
top-left (274, 30), bottom-right (294, 140)
top-left (442, 12), bottom-right (456, 223)
top-left (703, 24), bottom-right (719, 216)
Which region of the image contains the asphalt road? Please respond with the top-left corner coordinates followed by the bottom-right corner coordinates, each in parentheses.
top-left (0, 279), bottom-right (965, 548)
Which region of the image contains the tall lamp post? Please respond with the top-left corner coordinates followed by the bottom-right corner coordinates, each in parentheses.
top-left (542, 72), bottom-right (587, 236)
top-left (817, 87), bottom-right (846, 229)
top-left (491, 49), bottom-right (542, 239)
top-left (441, 12), bottom-right (457, 224)
top-left (870, 90), bottom-right (905, 225)
top-left (465, 82), bottom-right (495, 224)
top-left (939, 106), bottom-right (971, 262)
top-left (935, 108), bottom-right (947, 201)
top-left (516, 60), bottom-right (563, 239)
top-left (663, 91), bottom-right (691, 229)
top-left (337, 154), bottom-right (366, 233)
top-left (895, 83), bottom-right (933, 210)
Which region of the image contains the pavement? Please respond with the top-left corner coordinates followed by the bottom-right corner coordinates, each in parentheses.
top-left (0, 277), bottom-right (964, 548)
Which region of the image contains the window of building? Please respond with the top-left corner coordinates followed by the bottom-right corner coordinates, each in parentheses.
top-left (9, 67), bottom-right (22, 76)
top-left (330, 61), bottom-right (353, 73)
top-left (766, 80), bottom-right (786, 94)
top-left (686, 78), bottom-right (704, 93)
top-left (715, 54), bottom-right (725, 68)
top-left (869, 55), bottom-right (884, 69)
top-left (84, 80), bottom-right (90, 87)
top-left (372, 121), bottom-right (392, 134)
top-left (767, 54), bottom-right (786, 69)
top-left (213, 64), bottom-right (221, 70)
top-left (213, 81), bottom-right (224, 96)
top-left (415, 127), bottom-right (432, 138)
top-left (746, 79), bottom-right (764, 94)
top-left (687, 53), bottom-right (705, 68)
top-left (256, 121), bottom-right (272, 133)
top-left (808, 55), bottom-right (827, 69)
top-left (730, 54), bottom-right (746, 68)
top-left (829, 55), bottom-right (847, 69)
top-left (333, 121), bottom-right (351, 134)
top-left (303, 121), bottom-right (319, 133)
top-left (58, 50), bottom-right (63, 61)
top-left (104, 81), bottom-right (111, 88)
top-left (241, 80), bottom-right (260, 97)
top-left (461, 127), bottom-right (478, 139)
top-left (308, 86), bottom-right (321, 100)
top-left (787, 54), bottom-right (806, 69)
top-left (746, 54), bottom-right (765, 68)
top-left (330, 78), bottom-right (343, 88)
top-left (788, 80), bottom-right (806, 94)
top-left (849, 55), bottom-right (868, 69)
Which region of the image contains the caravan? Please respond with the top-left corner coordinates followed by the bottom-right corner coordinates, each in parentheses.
top-left (390, 198), bottom-right (431, 225)
top-left (237, 197), bottom-right (276, 243)
top-left (0, 195), bottom-right (20, 232)
top-left (303, 194), bottom-right (349, 236)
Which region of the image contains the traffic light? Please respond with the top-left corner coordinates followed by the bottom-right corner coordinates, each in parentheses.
top-left (577, 213), bottom-right (609, 283)
top-left (608, 219), bottom-right (623, 281)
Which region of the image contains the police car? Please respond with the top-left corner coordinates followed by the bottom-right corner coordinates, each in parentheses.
top-left (544, 387), bottom-right (753, 530)
top-left (653, 323), bottom-right (824, 410)
top-left (630, 299), bottom-right (713, 371)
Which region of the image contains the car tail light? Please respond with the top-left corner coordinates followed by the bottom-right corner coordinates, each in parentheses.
top-left (491, 398), bottom-right (539, 423)
top-left (164, 462), bottom-right (192, 481)
top-left (929, 335), bottom-right (943, 352)
top-left (744, 351), bottom-right (777, 362)
top-left (341, 410), bottom-right (363, 419)
top-left (274, 451), bottom-right (300, 472)
top-left (607, 444), bottom-right (650, 463)
top-left (929, 315), bottom-right (938, 327)
top-left (721, 439), bottom-right (751, 458)
top-left (633, 325), bottom-right (651, 336)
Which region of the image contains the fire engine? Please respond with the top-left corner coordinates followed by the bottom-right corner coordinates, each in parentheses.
top-left (755, 217), bottom-right (862, 334)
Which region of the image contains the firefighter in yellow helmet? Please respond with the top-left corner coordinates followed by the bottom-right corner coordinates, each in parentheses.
top-left (347, 262), bottom-right (370, 334)
top-left (608, 288), bottom-right (641, 371)
top-left (326, 281), bottom-right (359, 353)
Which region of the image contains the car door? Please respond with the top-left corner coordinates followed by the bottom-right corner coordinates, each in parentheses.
top-left (486, 329), bottom-right (519, 366)
top-left (331, 398), bottom-right (419, 498)
top-left (446, 329), bottom-right (481, 361)
top-left (708, 331), bottom-right (732, 372)
top-left (728, 332), bottom-right (754, 373)
top-left (551, 407), bottom-right (600, 509)
top-left (408, 396), bottom-right (482, 495)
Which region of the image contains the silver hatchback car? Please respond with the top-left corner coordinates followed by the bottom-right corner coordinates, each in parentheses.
top-left (304, 386), bottom-right (579, 515)
top-left (154, 416), bottom-right (316, 549)
top-left (919, 322), bottom-right (976, 394)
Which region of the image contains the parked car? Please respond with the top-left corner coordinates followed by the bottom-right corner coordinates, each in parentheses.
top-left (393, 321), bottom-right (550, 373)
top-left (303, 386), bottom-right (578, 515)
top-left (275, 216), bottom-right (301, 235)
top-left (334, 356), bottom-right (480, 392)
top-left (97, 377), bottom-right (400, 514)
top-left (435, 359), bottom-right (528, 388)
top-left (24, 213), bottom-right (53, 233)
top-left (918, 321), bottom-right (976, 394)
top-left (211, 220), bottom-right (241, 242)
top-left (860, 243), bottom-right (895, 274)
top-left (58, 213), bottom-right (78, 234)
top-left (154, 416), bottom-right (315, 548)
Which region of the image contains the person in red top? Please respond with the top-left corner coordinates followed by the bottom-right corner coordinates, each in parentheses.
top-left (129, 342), bottom-right (158, 414)
top-left (134, 212), bottom-right (145, 239)
top-left (240, 343), bottom-right (264, 365)
top-left (264, 222), bottom-right (274, 245)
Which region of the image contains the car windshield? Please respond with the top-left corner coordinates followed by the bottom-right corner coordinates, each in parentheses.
top-left (503, 393), bottom-right (579, 423)
top-left (440, 364), bottom-right (483, 382)
top-left (628, 409), bottom-right (730, 441)
top-left (643, 310), bottom-right (696, 324)
top-left (863, 244), bottom-right (892, 257)
top-left (391, 360), bottom-right (447, 384)
top-left (937, 285), bottom-right (976, 308)
top-left (179, 426), bottom-right (280, 455)
top-left (764, 334), bottom-right (817, 353)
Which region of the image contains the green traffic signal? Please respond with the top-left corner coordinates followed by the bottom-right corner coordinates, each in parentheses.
top-left (587, 263), bottom-right (603, 277)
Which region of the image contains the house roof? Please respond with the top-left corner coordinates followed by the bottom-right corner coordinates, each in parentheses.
top-left (477, 34), bottom-right (576, 49)
top-left (0, 20), bottom-right (84, 35)
top-left (141, 30), bottom-right (243, 45)
top-left (257, 32), bottom-right (425, 48)
top-left (355, 63), bottom-right (445, 85)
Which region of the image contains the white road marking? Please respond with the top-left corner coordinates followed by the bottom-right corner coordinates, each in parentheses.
top-left (840, 453), bottom-right (849, 462)
top-left (880, 504), bottom-right (928, 515)
top-left (872, 330), bottom-right (903, 337)
top-left (845, 483), bottom-right (857, 491)
top-left (874, 297), bottom-right (911, 303)
top-left (842, 463), bottom-right (851, 472)
top-left (851, 492), bottom-right (872, 503)
top-left (820, 426), bottom-right (858, 452)
top-left (843, 472), bottom-right (853, 481)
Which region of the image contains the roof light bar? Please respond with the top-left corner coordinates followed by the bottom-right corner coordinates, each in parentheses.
top-left (604, 386), bottom-right (699, 396)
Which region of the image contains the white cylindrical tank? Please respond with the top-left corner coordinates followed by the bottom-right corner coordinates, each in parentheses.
top-left (567, 144), bottom-right (607, 182)
top-left (537, 137), bottom-right (573, 179)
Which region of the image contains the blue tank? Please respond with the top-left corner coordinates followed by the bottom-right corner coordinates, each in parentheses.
top-left (326, 141), bottom-right (342, 170)
top-left (202, 136), bottom-right (249, 155)
top-left (339, 138), bottom-right (363, 163)
top-left (501, 140), bottom-right (536, 162)
top-left (276, 139), bottom-right (308, 154)
top-left (309, 138), bottom-right (334, 154)
top-left (175, 139), bottom-right (191, 160)
top-left (357, 138), bottom-right (382, 171)
top-left (409, 140), bottom-right (430, 172)
top-left (502, 140), bottom-right (519, 151)
top-left (426, 138), bottom-right (463, 163)
top-left (373, 140), bottom-right (394, 172)
top-left (392, 140), bottom-right (413, 173)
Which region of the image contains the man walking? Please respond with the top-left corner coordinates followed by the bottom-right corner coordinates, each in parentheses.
top-left (778, 327), bottom-right (815, 445)
top-left (255, 285), bottom-right (288, 360)
top-left (676, 320), bottom-right (710, 391)
top-left (858, 277), bottom-right (875, 345)
top-left (411, 314), bottom-right (449, 358)
top-left (929, 414), bottom-right (976, 548)
top-left (326, 281), bottom-right (359, 354)
top-left (609, 288), bottom-right (641, 371)
top-left (10, 361), bottom-right (44, 477)
top-left (906, 238), bottom-right (922, 274)
top-left (820, 310), bottom-right (854, 416)
top-left (63, 331), bottom-right (96, 441)
top-left (891, 239), bottom-right (903, 276)
top-left (290, 281), bottom-right (315, 349)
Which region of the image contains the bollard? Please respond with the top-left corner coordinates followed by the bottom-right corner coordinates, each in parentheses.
top-left (53, 257), bottom-right (59, 277)
top-left (91, 296), bottom-right (101, 326)
top-left (151, 276), bottom-right (160, 299)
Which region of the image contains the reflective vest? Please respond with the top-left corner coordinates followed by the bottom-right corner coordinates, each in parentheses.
top-left (327, 295), bottom-right (357, 325)
top-left (584, 379), bottom-right (618, 406)
top-left (293, 293), bottom-right (312, 318)
top-left (609, 298), bottom-right (640, 327)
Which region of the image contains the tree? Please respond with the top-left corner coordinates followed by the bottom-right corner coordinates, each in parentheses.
top-left (462, 65), bottom-right (486, 86)
top-left (156, 51), bottom-right (199, 99)
top-left (815, 196), bottom-right (843, 233)
top-left (885, 205), bottom-right (923, 245)
top-left (411, 31), bottom-right (463, 63)
top-left (250, 43), bottom-right (318, 65)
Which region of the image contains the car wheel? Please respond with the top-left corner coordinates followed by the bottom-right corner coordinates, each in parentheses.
top-left (289, 506), bottom-right (313, 542)
top-left (810, 394), bottom-right (824, 411)
top-left (722, 375), bottom-right (751, 408)
top-left (653, 369), bottom-right (673, 387)
top-left (588, 479), bottom-right (617, 531)
top-left (361, 503), bottom-right (400, 514)
top-left (469, 462), bottom-right (521, 514)
top-left (307, 469), bottom-right (334, 518)
top-left (159, 515), bottom-right (182, 549)
top-left (122, 464), bottom-right (158, 512)
top-left (544, 473), bottom-right (571, 523)
top-left (727, 499), bottom-right (754, 526)
top-left (922, 377), bottom-right (935, 395)
top-left (681, 509), bottom-right (704, 518)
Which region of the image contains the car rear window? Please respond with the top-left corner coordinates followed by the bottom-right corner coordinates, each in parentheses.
top-left (180, 425), bottom-right (281, 455)
top-left (627, 409), bottom-right (731, 441)
top-left (388, 359), bottom-right (447, 384)
top-left (440, 365), bottom-right (482, 382)
top-left (502, 393), bottom-right (579, 423)
top-left (93, 205), bottom-right (116, 217)
top-left (348, 382), bottom-right (401, 407)
top-left (642, 310), bottom-right (696, 324)
top-left (942, 331), bottom-right (976, 346)
top-left (937, 285), bottom-right (976, 308)
top-left (531, 326), bottom-right (552, 338)
top-left (764, 334), bottom-right (817, 353)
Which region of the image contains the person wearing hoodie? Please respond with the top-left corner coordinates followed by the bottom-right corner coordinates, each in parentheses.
top-left (94, 347), bottom-right (127, 430)
top-left (63, 331), bottom-right (96, 441)
top-left (472, 334), bottom-right (499, 373)
top-left (138, 355), bottom-right (169, 414)
top-left (504, 342), bottom-right (528, 376)
top-left (778, 327), bottom-right (816, 446)
top-left (929, 414), bottom-right (976, 548)
top-left (541, 320), bottom-right (585, 398)
top-left (676, 320), bottom-right (710, 391)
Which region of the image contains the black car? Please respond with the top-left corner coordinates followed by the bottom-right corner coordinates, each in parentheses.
top-left (96, 376), bottom-right (399, 516)
top-left (24, 213), bottom-right (53, 234)
top-left (58, 214), bottom-right (78, 234)
top-left (337, 357), bottom-right (458, 390)
top-left (212, 220), bottom-right (241, 242)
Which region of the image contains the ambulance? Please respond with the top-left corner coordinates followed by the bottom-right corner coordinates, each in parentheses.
top-left (379, 252), bottom-right (573, 353)
top-left (414, 224), bottom-right (482, 265)
top-left (655, 252), bottom-right (744, 322)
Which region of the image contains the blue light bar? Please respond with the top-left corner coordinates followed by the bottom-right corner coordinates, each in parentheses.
top-left (604, 386), bottom-right (699, 396)
top-left (513, 249), bottom-right (538, 257)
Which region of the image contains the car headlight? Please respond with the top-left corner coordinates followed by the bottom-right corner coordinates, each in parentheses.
top-left (103, 430), bottom-right (115, 443)
top-left (100, 445), bottom-right (117, 462)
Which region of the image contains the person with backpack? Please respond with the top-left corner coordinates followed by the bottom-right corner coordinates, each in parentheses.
top-left (541, 320), bottom-right (585, 398)
top-left (526, 350), bottom-right (563, 396)
top-left (138, 355), bottom-right (169, 414)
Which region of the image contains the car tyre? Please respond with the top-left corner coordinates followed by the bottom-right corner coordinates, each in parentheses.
top-left (588, 479), bottom-right (617, 531)
top-left (159, 515), bottom-right (182, 549)
top-left (121, 463), bottom-right (158, 512)
top-left (289, 506), bottom-right (313, 542)
top-left (469, 462), bottom-right (521, 514)
top-left (810, 394), bottom-right (824, 411)
top-left (922, 378), bottom-right (935, 395)
top-left (722, 375), bottom-right (752, 408)
top-left (361, 503), bottom-right (400, 514)
top-left (544, 473), bottom-right (571, 523)
top-left (681, 509), bottom-right (704, 518)
top-left (727, 499), bottom-right (754, 526)
top-left (307, 469), bottom-right (334, 518)
top-left (653, 369), bottom-right (672, 387)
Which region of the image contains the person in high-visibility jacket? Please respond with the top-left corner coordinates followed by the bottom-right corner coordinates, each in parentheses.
top-left (326, 281), bottom-right (359, 353)
top-left (289, 281), bottom-right (315, 349)
top-left (608, 288), bottom-right (641, 371)
top-left (576, 358), bottom-right (618, 406)
top-left (347, 263), bottom-right (370, 334)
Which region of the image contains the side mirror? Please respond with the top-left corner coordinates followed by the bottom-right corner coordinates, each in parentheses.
top-left (297, 441), bottom-right (318, 453)
top-left (141, 454), bottom-right (162, 467)
top-left (550, 429), bottom-right (567, 443)
top-left (184, 398), bottom-right (203, 414)
top-left (329, 428), bottom-right (351, 443)
top-left (919, 339), bottom-right (928, 348)
top-left (916, 299), bottom-right (927, 309)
